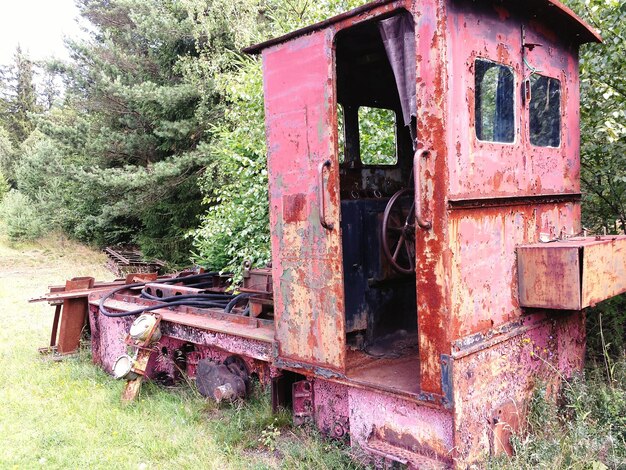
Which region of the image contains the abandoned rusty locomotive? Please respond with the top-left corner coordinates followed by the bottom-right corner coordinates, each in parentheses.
top-left (36, 0), bottom-right (626, 467)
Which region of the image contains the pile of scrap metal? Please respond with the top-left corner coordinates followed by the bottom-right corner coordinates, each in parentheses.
top-left (104, 246), bottom-right (166, 277)
top-left (32, 266), bottom-right (272, 401)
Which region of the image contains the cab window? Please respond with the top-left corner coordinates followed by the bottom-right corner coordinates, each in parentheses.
top-left (474, 58), bottom-right (515, 143)
top-left (358, 106), bottom-right (397, 166)
top-left (529, 74), bottom-right (561, 147)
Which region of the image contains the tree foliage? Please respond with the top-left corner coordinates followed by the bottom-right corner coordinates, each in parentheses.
top-left (0, 46), bottom-right (39, 145)
top-left (0, 47), bottom-right (42, 184)
top-left (5, 0), bottom-right (219, 263)
top-left (0, 126), bottom-right (15, 183)
top-left (566, 0), bottom-right (626, 234)
top-left (0, 0), bottom-right (369, 268)
top-left (188, 0), bottom-right (368, 275)
top-left (562, 0), bottom-right (626, 361)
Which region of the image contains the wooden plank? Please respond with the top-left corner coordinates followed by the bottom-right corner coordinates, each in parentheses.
top-left (121, 376), bottom-right (144, 402)
top-left (105, 247), bottom-right (131, 265)
top-left (57, 278), bottom-right (95, 354)
top-left (121, 349), bottom-right (151, 402)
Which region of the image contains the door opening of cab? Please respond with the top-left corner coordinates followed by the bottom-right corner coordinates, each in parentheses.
top-left (335, 10), bottom-right (422, 395)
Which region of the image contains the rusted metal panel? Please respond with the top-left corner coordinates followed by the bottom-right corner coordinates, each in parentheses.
top-left (414, 0), bottom-right (453, 396)
top-left (241, 267), bottom-right (273, 317)
top-left (244, 0), bottom-right (599, 54)
top-left (143, 283), bottom-right (205, 298)
top-left (87, 303), bottom-right (274, 375)
top-left (517, 243), bottom-right (581, 310)
top-left (313, 380), bottom-right (350, 438)
top-left (452, 311), bottom-right (585, 465)
top-left (518, 235), bottom-right (626, 309)
top-left (348, 386), bottom-right (455, 465)
top-left (292, 380), bottom-right (314, 425)
top-left (92, 295), bottom-right (275, 343)
top-left (582, 236), bottom-right (626, 307)
top-left (491, 399), bottom-right (522, 456)
top-left (57, 277), bottom-right (95, 354)
top-left (49, 304), bottom-right (61, 347)
top-left (263, 28), bottom-right (347, 372)
top-left (442, 0), bottom-right (589, 344)
top-left (446, 0), bottom-right (583, 201)
top-left (449, 203), bottom-right (580, 337)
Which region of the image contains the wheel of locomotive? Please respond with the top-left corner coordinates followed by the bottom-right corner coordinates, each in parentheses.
top-left (223, 355), bottom-right (251, 393)
top-left (381, 188), bottom-right (416, 275)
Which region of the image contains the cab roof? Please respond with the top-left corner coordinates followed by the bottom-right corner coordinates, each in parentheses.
top-left (243, 0), bottom-right (601, 54)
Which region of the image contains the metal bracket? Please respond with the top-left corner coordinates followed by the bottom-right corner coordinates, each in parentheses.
top-left (440, 354), bottom-right (454, 408)
top-left (292, 380), bottom-right (314, 426)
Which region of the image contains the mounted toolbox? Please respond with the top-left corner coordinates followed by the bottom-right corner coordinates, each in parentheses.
top-left (518, 236), bottom-right (626, 310)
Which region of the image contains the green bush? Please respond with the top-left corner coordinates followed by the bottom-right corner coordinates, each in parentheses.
top-left (189, 0), bottom-right (370, 277)
top-left (0, 190), bottom-right (44, 241)
top-left (190, 60), bottom-right (271, 278)
top-left (0, 172), bottom-right (9, 201)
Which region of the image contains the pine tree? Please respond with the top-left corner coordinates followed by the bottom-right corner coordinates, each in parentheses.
top-left (0, 46), bottom-right (40, 145)
top-left (36, 0), bottom-right (215, 263)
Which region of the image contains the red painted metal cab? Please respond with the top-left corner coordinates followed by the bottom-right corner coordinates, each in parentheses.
top-left (246, 0), bottom-right (618, 465)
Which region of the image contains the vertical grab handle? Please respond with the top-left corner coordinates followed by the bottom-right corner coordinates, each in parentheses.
top-left (414, 151), bottom-right (432, 230)
top-left (318, 159), bottom-right (334, 230)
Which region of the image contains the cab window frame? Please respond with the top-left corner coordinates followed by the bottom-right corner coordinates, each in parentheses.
top-left (337, 103), bottom-right (401, 169)
top-left (473, 57), bottom-right (517, 145)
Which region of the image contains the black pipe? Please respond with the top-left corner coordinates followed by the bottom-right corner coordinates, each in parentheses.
top-left (98, 273), bottom-right (250, 318)
top-left (224, 293), bottom-right (252, 314)
top-left (140, 291), bottom-right (235, 302)
top-left (99, 273), bottom-right (217, 318)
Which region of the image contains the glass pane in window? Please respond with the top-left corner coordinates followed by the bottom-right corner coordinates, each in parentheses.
top-left (529, 74), bottom-right (561, 147)
top-left (358, 107), bottom-right (397, 165)
top-left (475, 59), bottom-right (515, 143)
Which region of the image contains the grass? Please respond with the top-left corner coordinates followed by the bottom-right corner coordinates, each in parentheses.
top-left (0, 232), bottom-right (360, 469)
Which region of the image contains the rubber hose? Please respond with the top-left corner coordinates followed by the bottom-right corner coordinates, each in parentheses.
top-left (224, 293), bottom-right (252, 314)
top-left (140, 291), bottom-right (235, 302)
top-left (100, 297), bottom-right (232, 318)
top-left (99, 272), bottom-right (218, 318)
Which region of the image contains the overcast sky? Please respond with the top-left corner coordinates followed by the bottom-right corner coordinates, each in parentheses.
top-left (0, 0), bottom-right (83, 65)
